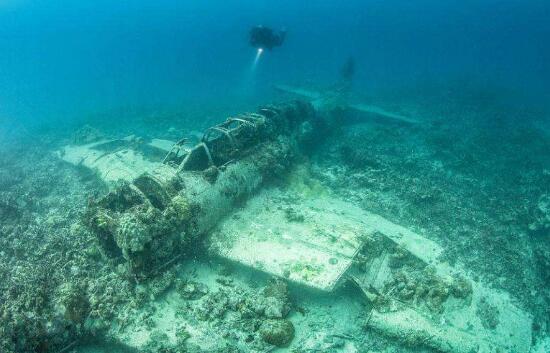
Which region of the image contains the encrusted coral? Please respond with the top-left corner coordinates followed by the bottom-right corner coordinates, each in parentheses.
top-left (163, 195), bottom-right (192, 228)
top-left (260, 279), bottom-right (291, 319)
top-left (383, 265), bottom-right (472, 314)
top-left (259, 319), bottom-right (295, 347)
top-left (177, 279), bottom-right (209, 300)
top-left (116, 212), bottom-right (152, 254)
top-left (147, 271), bottom-right (176, 299)
top-left (56, 282), bottom-right (90, 323)
top-left (186, 277), bottom-right (294, 349)
top-left (86, 182), bottom-right (192, 273)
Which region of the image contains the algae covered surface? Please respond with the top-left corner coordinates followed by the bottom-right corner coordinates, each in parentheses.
top-left (1, 1), bottom-right (550, 353)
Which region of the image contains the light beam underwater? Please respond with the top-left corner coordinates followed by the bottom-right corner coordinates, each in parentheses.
top-left (251, 48), bottom-right (264, 71)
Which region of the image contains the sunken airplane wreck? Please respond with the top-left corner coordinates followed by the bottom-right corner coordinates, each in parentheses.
top-left (58, 98), bottom-right (532, 352)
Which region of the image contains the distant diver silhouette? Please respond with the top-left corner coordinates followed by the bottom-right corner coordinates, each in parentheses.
top-left (249, 25), bottom-right (286, 50)
top-left (340, 57), bottom-right (355, 82)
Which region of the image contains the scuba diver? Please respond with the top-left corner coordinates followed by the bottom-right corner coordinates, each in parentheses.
top-left (249, 25), bottom-right (286, 50)
top-left (338, 56), bottom-right (355, 92)
top-left (340, 57), bottom-right (355, 82)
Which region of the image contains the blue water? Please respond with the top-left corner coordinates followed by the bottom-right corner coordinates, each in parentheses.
top-left (1, 0), bottom-right (549, 125)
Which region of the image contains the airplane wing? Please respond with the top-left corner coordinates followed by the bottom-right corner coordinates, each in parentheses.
top-left (274, 84), bottom-right (322, 100)
top-left (348, 103), bottom-right (421, 124)
top-left (275, 84), bottom-right (421, 125)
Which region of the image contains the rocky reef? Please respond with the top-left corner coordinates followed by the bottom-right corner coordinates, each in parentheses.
top-left (189, 277), bottom-right (294, 347)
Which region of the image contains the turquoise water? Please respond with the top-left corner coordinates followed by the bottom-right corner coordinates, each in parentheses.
top-left (0, 1), bottom-right (549, 353)
top-left (1, 0), bottom-right (548, 125)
